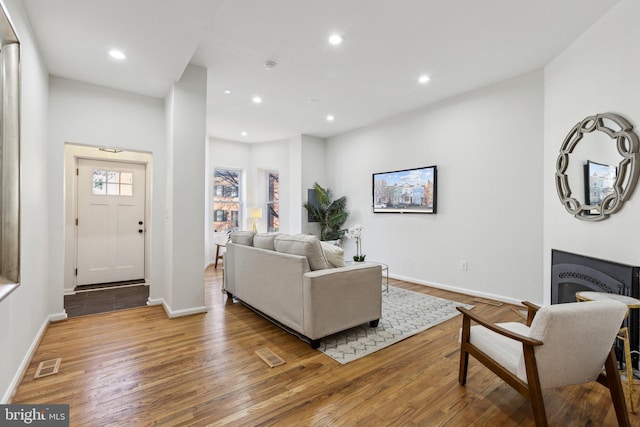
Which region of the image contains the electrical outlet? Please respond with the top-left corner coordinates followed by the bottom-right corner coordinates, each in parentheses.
top-left (460, 260), bottom-right (468, 271)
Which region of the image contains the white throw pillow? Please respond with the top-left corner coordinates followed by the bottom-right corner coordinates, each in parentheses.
top-left (321, 241), bottom-right (345, 268)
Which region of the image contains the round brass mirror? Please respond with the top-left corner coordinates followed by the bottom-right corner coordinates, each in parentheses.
top-left (556, 113), bottom-right (640, 221)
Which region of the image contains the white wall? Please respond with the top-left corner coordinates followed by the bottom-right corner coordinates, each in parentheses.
top-left (543, 0), bottom-right (640, 303)
top-left (326, 71), bottom-right (544, 304)
top-left (301, 135), bottom-right (326, 236)
top-left (0, 0), bottom-right (51, 402)
top-left (288, 135), bottom-right (303, 233)
top-left (251, 139), bottom-right (290, 232)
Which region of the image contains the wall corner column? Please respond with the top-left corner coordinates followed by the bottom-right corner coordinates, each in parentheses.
top-left (163, 64), bottom-right (207, 316)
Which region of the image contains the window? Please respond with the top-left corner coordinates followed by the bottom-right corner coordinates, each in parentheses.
top-left (267, 171), bottom-right (279, 232)
top-left (213, 168), bottom-right (242, 233)
top-left (92, 170), bottom-right (133, 196)
top-left (214, 210), bottom-right (227, 222)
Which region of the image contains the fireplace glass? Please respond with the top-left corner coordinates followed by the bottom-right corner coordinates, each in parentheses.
top-left (551, 249), bottom-right (639, 369)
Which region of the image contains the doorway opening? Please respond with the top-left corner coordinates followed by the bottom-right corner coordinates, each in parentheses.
top-left (64, 144), bottom-right (153, 317)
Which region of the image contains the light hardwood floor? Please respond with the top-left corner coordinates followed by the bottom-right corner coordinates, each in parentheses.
top-left (11, 267), bottom-right (640, 426)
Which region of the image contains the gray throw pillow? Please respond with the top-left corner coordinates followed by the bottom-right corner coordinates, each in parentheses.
top-left (274, 234), bottom-right (330, 271)
top-left (230, 231), bottom-right (255, 246)
top-left (253, 233), bottom-right (283, 250)
top-left (321, 241), bottom-right (346, 268)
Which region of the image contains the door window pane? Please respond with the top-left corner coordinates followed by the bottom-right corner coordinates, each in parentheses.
top-left (93, 170), bottom-right (107, 195)
top-left (92, 169), bottom-right (133, 196)
top-left (120, 172), bottom-right (133, 196)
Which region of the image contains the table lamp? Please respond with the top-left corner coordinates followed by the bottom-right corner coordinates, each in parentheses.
top-left (249, 208), bottom-right (262, 232)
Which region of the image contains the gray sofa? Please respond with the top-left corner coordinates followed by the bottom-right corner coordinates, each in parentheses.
top-left (223, 232), bottom-right (382, 348)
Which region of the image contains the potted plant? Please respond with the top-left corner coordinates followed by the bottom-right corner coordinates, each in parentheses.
top-left (303, 182), bottom-right (348, 241)
top-left (346, 224), bottom-right (366, 262)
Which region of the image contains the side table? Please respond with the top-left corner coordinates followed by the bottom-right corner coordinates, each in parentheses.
top-left (576, 291), bottom-right (640, 413)
top-left (214, 243), bottom-right (226, 269)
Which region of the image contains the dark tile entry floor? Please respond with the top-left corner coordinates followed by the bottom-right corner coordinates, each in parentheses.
top-left (64, 284), bottom-right (149, 317)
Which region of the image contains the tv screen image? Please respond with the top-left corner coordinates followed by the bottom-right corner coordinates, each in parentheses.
top-left (372, 165), bottom-right (437, 214)
top-left (583, 160), bottom-right (617, 206)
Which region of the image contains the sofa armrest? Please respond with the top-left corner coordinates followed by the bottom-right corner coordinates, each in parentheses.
top-left (302, 264), bottom-right (382, 339)
top-left (303, 262), bottom-right (380, 279)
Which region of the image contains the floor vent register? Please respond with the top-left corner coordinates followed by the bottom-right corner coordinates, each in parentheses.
top-left (255, 348), bottom-right (286, 368)
top-left (34, 358), bottom-right (62, 379)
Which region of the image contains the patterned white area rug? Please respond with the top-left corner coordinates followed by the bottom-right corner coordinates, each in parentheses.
top-left (318, 286), bottom-right (473, 364)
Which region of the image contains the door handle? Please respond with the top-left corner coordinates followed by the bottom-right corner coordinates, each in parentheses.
top-left (138, 229), bottom-right (143, 234)
top-left (138, 221), bottom-right (143, 225)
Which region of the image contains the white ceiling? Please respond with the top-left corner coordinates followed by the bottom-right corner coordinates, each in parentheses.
top-left (22, 0), bottom-right (620, 143)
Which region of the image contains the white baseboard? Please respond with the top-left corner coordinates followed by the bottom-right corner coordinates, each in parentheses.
top-left (147, 297), bottom-right (207, 318)
top-left (63, 287), bottom-right (75, 295)
top-left (389, 273), bottom-right (523, 306)
top-left (49, 311), bottom-right (68, 322)
top-left (147, 297), bottom-right (163, 306)
top-left (163, 304), bottom-right (208, 318)
top-left (1, 312), bottom-right (58, 404)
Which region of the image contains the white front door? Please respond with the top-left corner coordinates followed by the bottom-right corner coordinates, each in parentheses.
top-left (76, 159), bottom-right (146, 286)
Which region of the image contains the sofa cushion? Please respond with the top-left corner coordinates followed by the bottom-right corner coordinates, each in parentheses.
top-left (274, 234), bottom-right (330, 271)
top-left (230, 231), bottom-right (255, 246)
top-left (253, 233), bottom-right (282, 250)
top-left (321, 241), bottom-right (345, 268)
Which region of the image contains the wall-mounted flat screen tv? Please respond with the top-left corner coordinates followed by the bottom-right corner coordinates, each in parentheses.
top-left (372, 165), bottom-right (437, 214)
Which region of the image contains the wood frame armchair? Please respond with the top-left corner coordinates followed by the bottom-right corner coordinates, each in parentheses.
top-left (457, 300), bottom-right (631, 427)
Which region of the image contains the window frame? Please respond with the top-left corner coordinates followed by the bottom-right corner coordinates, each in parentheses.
top-left (266, 171), bottom-right (279, 233)
top-left (0, 3), bottom-right (21, 302)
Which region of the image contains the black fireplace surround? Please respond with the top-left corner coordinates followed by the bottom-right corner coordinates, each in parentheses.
top-left (551, 249), bottom-right (640, 367)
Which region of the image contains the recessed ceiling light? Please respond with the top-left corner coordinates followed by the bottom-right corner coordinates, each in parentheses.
top-left (108, 49), bottom-right (126, 60)
top-left (224, 89), bottom-right (232, 95)
top-left (418, 75), bottom-right (430, 84)
top-left (328, 34), bottom-right (343, 45)
top-left (326, 115), bottom-right (335, 122)
top-left (241, 131), bottom-right (248, 137)
top-left (252, 96), bottom-right (263, 104)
